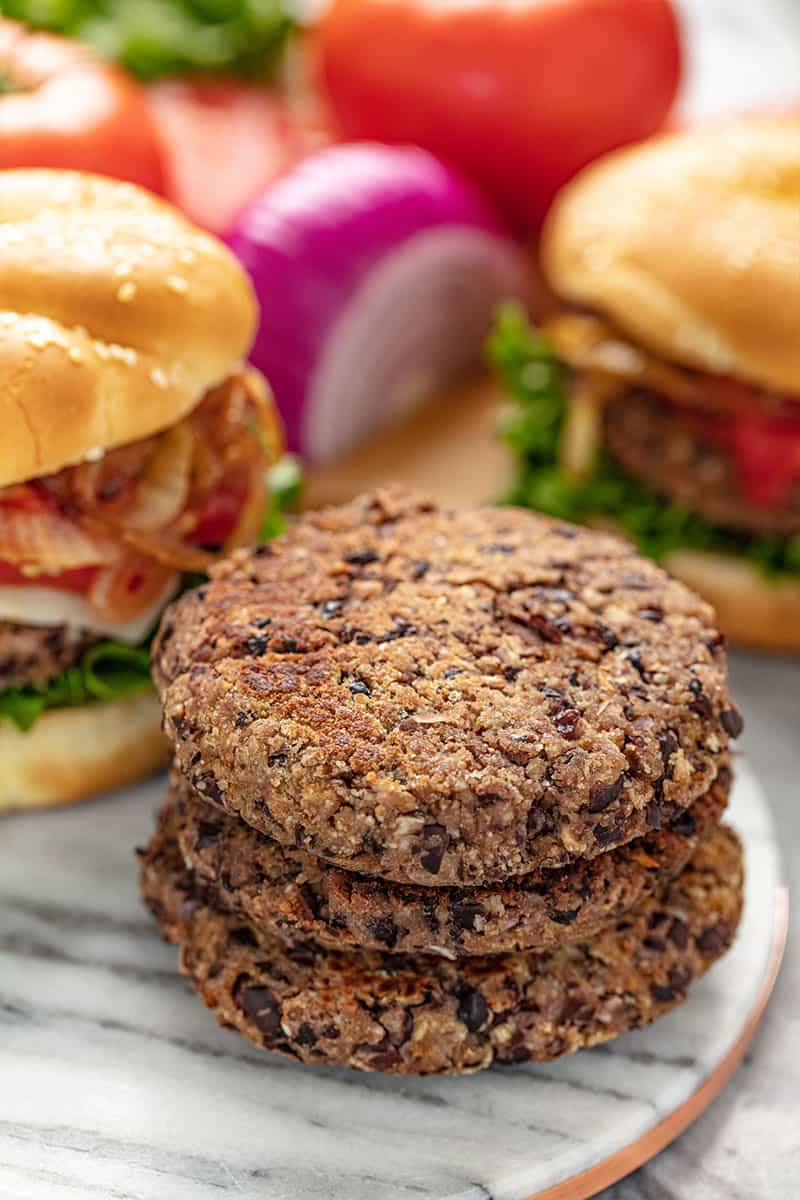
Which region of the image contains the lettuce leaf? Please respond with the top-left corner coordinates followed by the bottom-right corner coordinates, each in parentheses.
top-left (0, 642), bottom-right (152, 733)
top-left (0, 457), bottom-right (306, 733)
top-left (259, 454), bottom-right (303, 541)
top-left (5, 0), bottom-right (292, 82)
top-left (488, 303), bottom-right (800, 578)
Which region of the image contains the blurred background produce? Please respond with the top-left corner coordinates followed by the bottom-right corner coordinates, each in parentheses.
top-left (149, 76), bottom-right (316, 231)
top-left (0, 0), bottom-right (693, 555)
top-left (312, 0), bottom-right (682, 228)
top-left (0, 20), bottom-right (163, 187)
top-left (0, 0), bottom-right (291, 79)
top-left (0, 0), bottom-right (686, 238)
top-left (227, 141), bottom-right (531, 462)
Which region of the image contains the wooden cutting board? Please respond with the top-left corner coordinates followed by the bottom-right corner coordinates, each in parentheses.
top-left (304, 374), bottom-right (514, 508)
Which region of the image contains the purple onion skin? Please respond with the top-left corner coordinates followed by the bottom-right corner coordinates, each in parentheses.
top-left (225, 142), bottom-right (519, 455)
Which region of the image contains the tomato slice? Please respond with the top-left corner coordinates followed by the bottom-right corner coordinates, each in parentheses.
top-left (0, 561), bottom-right (98, 593)
top-left (717, 415), bottom-right (800, 509)
top-left (191, 479), bottom-right (247, 547)
top-left (0, 482), bottom-right (58, 514)
top-left (690, 403), bottom-right (800, 508)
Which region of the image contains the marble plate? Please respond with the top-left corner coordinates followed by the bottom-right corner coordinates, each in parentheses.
top-left (0, 758), bottom-right (785, 1200)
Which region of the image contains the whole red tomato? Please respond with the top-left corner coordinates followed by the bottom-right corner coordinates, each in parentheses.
top-left (313, 0), bottom-right (682, 228)
top-left (0, 21), bottom-right (164, 192)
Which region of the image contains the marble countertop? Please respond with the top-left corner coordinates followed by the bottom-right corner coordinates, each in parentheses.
top-left (601, 652), bottom-right (799, 1199)
top-left (0, 757), bottom-right (784, 1200)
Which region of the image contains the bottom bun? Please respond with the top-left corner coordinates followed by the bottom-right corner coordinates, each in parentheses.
top-left (665, 549), bottom-right (800, 653)
top-left (0, 690), bottom-right (167, 813)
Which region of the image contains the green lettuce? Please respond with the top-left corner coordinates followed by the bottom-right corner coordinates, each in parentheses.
top-left (4, 0), bottom-right (292, 81)
top-left (487, 303), bottom-right (800, 579)
top-left (0, 641), bottom-right (152, 732)
top-left (259, 454), bottom-right (303, 541)
top-left (0, 457), bottom-right (304, 732)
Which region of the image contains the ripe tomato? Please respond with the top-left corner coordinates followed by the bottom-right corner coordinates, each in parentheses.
top-left (702, 413), bottom-right (800, 510)
top-left (0, 21), bottom-right (164, 192)
top-left (149, 79), bottom-right (320, 233)
top-left (0, 561), bottom-right (97, 593)
top-left (191, 479), bottom-right (247, 546)
top-left (313, 0), bottom-right (682, 228)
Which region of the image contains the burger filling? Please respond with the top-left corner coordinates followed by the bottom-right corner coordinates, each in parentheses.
top-left (0, 369), bottom-right (285, 732)
top-left (489, 306), bottom-right (800, 579)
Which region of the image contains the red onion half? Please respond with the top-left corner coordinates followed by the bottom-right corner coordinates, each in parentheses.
top-left (226, 143), bottom-right (531, 463)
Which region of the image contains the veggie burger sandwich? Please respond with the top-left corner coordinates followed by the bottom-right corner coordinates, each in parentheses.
top-left (492, 116), bottom-right (800, 651)
top-left (0, 170), bottom-right (280, 811)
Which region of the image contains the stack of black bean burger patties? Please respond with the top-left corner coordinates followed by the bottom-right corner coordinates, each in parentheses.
top-left (140, 488), bottom-right (745, 1076)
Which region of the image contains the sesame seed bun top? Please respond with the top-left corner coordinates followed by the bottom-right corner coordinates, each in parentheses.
top-left (0, 169), bottom-right (257, 487)
top-left (542, 116), bottom-right (800, 397)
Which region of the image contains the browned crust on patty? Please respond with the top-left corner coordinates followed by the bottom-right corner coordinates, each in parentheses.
top-left (139, 822), bottom-right (744, 1076)
top-left (606, 392), bottom-right (800, 537)
top-left (153, 489), bottom-right (739, 886)
top-left (170, 767), bottom-right (729, 958)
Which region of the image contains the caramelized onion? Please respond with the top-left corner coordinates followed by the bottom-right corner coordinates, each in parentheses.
top-left (224, 455), bottom-right (267, 551)
top-left (112, 525), bottom-right (214, 573)
top-left (0, 509), bottom-right (117, 571)
top-left (544, 314), bottom-right (704, 407)
top-left (1, 370), bottom-right (279, 586)
top-left (543, 313), bottom-right (800, 420)
top-left (87, 555), bottom-right (179, 624)
top-left (125, 423), bottom-right (195, 531)
top-left (560, 374), bottom-right (622, 480)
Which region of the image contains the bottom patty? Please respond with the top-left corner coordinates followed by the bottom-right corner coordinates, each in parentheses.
top-left (171, 769), bottom-right (728, 958)
top-left (0, 621), bottom-right (97, 691)
top-left (140, 823), bottom-right (743, 1076)
top-left (605, 392), bottom-right (800, 536)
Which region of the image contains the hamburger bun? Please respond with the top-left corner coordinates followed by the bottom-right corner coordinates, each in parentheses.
top-left (542, 116), bottom-right (800, 397)
top-left (0, 170), bottom-right (257, 488)
top-left (0, 690), bottom-right (166, 813)
top-left (663, 549), bottom-right (800, 654)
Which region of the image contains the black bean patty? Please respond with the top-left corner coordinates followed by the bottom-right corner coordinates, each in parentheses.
top-left (605, 392), bottom-right (800, 536)
top-left (0, 621), bottom-right (97, 690)
top-left (153, 489), bottom-right (739, 886)
top-left (171, 766), bottom-right (729, 958)
top-left (140, 818), bottom-right (744, 1075)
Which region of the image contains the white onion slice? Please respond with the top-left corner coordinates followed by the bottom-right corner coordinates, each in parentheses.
top-left (0, 578), bottom-right (178, 643)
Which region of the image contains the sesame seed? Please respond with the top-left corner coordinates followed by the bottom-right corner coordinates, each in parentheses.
top-left (116, 281), bottom-right (137, 303)
top-left (150, 367), bottom-right (168, 389)
top-left (68, 346), bottom-right (84, 364)
top-left (166, 275), bottom-right (188, 295)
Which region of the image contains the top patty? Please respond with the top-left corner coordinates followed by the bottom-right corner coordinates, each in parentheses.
top-left (153, 488), bottom-right (739, 887)
top-left (0, 621), bottom-right (96, 691)
top-left (605, 392), bottom-right (800, 536)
